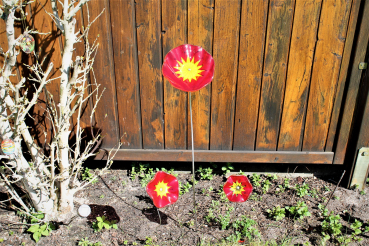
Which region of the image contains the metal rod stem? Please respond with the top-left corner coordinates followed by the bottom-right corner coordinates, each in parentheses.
top-left (189, 92), bottom-right (197, 229)
top-left (157, 207), bottom-right (161, 225)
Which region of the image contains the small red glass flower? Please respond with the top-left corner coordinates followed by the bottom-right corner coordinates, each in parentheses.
top-left (146, 171), bottom-right (179, 208)
top-left (223, 175), bottom-right (253, 203)
top-left (162, 44), bottom-right (214, 92)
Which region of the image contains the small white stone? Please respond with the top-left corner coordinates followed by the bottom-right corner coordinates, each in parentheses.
top-left (78, 204), bottom-right (91, 217)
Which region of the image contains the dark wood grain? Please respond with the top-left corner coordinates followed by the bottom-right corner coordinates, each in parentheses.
top-left (110, 0), bottom-right (142, 149)
top-left (29, 0), bottom-right (63, 146)
top-left (278, 0), bottom-right (321, 151)
top-left (303, 0), bottom-right (352, 151)
top-left (162, 0), bottom-right (188, 149)
top-left (256, 0), bottom-right (295, 151)
top-left (83, 0), bottom-right (119, 148)
top-left (210, 0), bottom-right (241, 150)
top-left (233, 0), bottom-right (268, 150)
top-left (187, 0), bottom-right (214, 150)
top-left (135, 0), bottom-right (164, 149)
top-left (334, 0), bottom-right (369, 164)
top-left (96, 149), bottom-right (334, 164)
top-left (325, 0), bottom-right (361, 151)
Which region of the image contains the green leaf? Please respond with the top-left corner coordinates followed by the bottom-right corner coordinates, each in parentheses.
top-left (98, 222), bottom-right (103, 229)
top-left (97, 217), bottom-right (103, 222)
top-left (112, 224), bottom-right (118, 229)
top-left (41, 229), bottom-right (50, 236)
top-left (27, 224), bottom-right (40, 232)
top-left (40, 224), bottom-right (47, 231)
top-left (33, 232), bottom-right (41, 242)
top-left (104, 223), bottom-right (110, 229)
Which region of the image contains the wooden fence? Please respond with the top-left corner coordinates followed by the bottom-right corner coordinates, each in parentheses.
top-left (2, 0), bottom-right (369, 165)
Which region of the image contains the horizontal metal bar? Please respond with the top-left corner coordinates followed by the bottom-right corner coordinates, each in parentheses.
top-left (95, 149), bottom-right (334, 164)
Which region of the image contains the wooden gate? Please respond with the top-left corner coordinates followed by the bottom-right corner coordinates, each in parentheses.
top-left (4, 0), bottom-right (369, 164)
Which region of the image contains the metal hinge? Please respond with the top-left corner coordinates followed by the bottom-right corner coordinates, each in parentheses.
top-left (350, 147), bottom-right (369, 190)
top-left (359, 62), bottom-right (367, 70)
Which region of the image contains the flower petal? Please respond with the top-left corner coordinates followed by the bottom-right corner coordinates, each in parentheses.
top-left (162, 44), bottom-right (214, 92)
top-left (146, 171), bottom-right (179, 208)
top-left (223, 175), bottom-right (253, 203)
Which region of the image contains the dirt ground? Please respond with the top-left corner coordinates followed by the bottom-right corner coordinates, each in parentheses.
top-left (1, 164), bottom-right (369, 246)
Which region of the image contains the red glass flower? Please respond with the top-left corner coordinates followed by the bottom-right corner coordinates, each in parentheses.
top-left (162, 44), bottom-right (214, 92)
top-left (146, 171), bottom-right (179, 208)
top-left (223, 175), bottom-right (253, 203)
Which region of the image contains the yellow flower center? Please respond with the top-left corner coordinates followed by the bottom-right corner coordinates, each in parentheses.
top-left (154, 180), bottom-right (171, 199)
top-left (174, 57), bottom-right (204, 82)
top-left (230, 181), bottom-right (245, 196)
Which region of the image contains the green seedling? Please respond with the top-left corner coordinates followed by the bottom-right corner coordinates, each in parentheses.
top-left (250, 173), bottom-right (262, 187)
top-left (267, 206), bottom-right (286, 221)
top-left (130, 163), bottom-right (156, 187)
top-left (249, 193), bottom-right (262, 201)
top-left (324, 186), bottom-right (331, 192)
top-left (227, 216), bottom-right (261, 243)
top-left (179, 181), bottom-right (192, 195)
top-left (216, 206), bottom-right (234, 230)
top-left (318, 203), bottom-right (329, 217)
top-left (27, 223), bottom-right (55, 243)
top-left (286, 201), bottom-right (311, 220)
top-left (81, 167), bottom-right (98, 184)
top-left (78, 238), bottom-right (103, 246)
top-left (321, 211), bottom-right (342, 237)
top-left (360, 190), bottom-right (366, 195)
top-left (197, 166), bottom-right (214, 180)
top-left (144, 236), bottom-right (157, 246)
top-left (92, 216), bottom-right (118, 232)
top-left (267, 173), bottom-right (278, 180)
top-left (222, 162), bottom-right (234, 175)
top-left (311, 188), bottom-right (318, 198)
top-left (295, 183), bottom-right (309, 197)
top-left (99, 194), bottom-right (104, 199)
top-left (262, 179), bottom-right (271, 194)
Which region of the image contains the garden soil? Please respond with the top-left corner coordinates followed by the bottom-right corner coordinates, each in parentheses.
top-left (1, 169), bottom-right (369, 245)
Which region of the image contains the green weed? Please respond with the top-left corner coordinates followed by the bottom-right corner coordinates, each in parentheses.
top-left (198, 166), bottom-right (214, 180)
top-left (81, 167), bottom-right (98, 184)
top-left (285, 201), bottom-right (311, 220)
top-left (295, 183), bottom-right (309, 197)
top-left (222, 162), bottom-right (234, 175)
top-left (92, 216), bottom-right (118, 232)
top-left (267, 206), bottom-right (286, 221)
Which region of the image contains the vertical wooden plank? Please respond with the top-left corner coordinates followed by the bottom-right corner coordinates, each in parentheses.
top-left (278, 0), bottom-right (321, 151)
top-left (210, 0), bottom-right (241, 150)
top-left (136, 0), bottom-right (164, 149)
top-left (85, 0), bottom-right (119, 148)
top-left (110, 0), bottom-right (142, 149)
top-left (334, 0), bottom-right (369, 164)
top-left (28, 0), bottom-right (63, 146)
top-left (70, 4), bottom-right (94, 135)
top-left (325, 0), bottom-right (361, 151)
top-left (303, 0), bottom-right (352, 151)
top-left (162, 0), bottom-right (187, 149)
top-left (0, 7), bottom-right (23, 84)
top-left (187, 0), bottom-right (214, 150)
top-left (233, 0), bottom-right (268, 150)
top-left (255, 0), bottom-right (295, 151)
